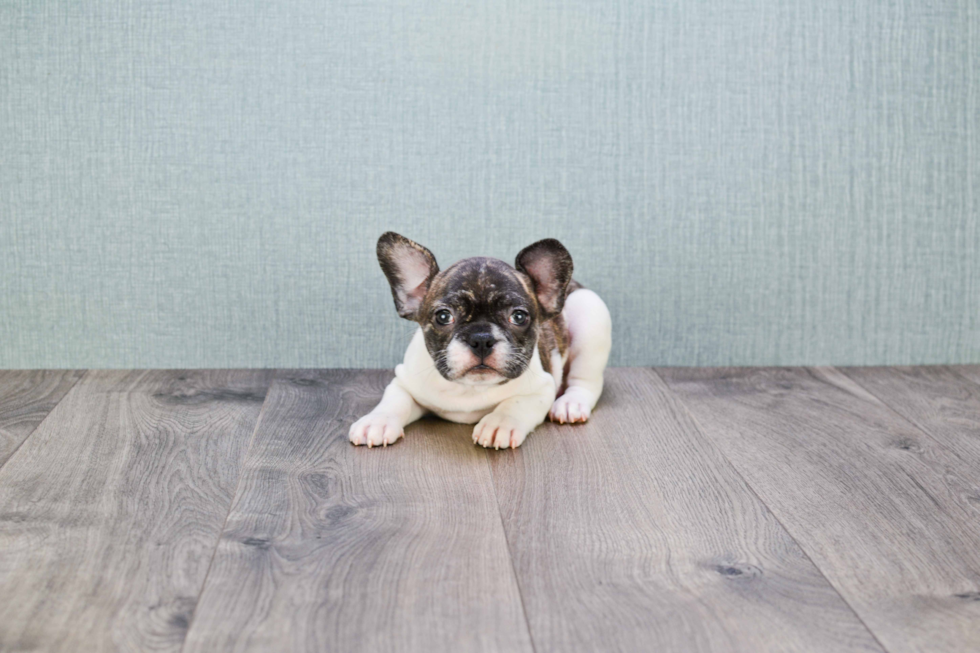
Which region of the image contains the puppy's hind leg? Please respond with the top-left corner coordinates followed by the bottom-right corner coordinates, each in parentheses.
top-left (549, 288), bottom-right (612, 424)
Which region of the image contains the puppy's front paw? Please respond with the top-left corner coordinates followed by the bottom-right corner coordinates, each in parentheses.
top-left (473, 412), bottom-right (529, 450)
top-left (549, 390), bottom-right (594, 424)
top-left (349, 413), bottom-right (404, 448)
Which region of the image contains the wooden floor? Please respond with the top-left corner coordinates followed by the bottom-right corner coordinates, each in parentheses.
top-left (0, 367), bottom-right (978, 653)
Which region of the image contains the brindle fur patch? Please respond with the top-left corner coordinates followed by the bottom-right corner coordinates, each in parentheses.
top-left (538, 280), bottom-right (583, 375)
top-left (536, 313), bottom-right (569, 376)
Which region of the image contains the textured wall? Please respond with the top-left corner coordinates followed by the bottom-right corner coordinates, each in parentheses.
top-left (1, 0), bottom-right (978, 369)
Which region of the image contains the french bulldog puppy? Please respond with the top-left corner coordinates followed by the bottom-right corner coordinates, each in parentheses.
top-left (349, 232), bottom-right (611, 449)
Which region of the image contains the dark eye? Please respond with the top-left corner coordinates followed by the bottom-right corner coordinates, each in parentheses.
top-left (434, 309), bottom-right (454, 326)
top-left (510, 310), bottom-right (529, 326)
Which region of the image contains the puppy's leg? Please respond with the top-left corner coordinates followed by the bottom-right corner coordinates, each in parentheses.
top-left (549, 288), bottom-right (612, 424)
top-left (349, 379), bottom-right (426, 447)
top-left (473, 389), bottom-right (554, 450)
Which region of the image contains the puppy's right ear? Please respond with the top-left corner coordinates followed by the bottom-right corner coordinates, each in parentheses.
top-left (377, 232), bottom-right (439, 320)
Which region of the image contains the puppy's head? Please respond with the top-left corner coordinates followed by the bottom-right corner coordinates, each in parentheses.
top-left (377, 232), bottom-right (573, 385)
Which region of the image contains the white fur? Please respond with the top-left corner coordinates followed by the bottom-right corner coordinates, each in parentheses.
top-left (444, 338), bottom-right (476, 379)
top-left (349, 288), bottom-right (612, 448)
top-left (549, 289), bottom-right (612, 424)
top-left (396, 329), bottom-right (553, 424)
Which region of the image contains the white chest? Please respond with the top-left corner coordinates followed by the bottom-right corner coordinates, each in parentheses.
top-left (393, 329), bottom-right (557, 424)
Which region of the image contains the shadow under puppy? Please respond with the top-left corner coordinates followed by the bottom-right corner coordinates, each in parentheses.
top-left (350, 232), bottom-right (612, 449)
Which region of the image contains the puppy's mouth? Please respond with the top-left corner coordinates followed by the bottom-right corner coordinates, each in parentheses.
top-left (466, 363), bottom-right (500, 374)
top-left (456, 362), bottom-right (510, 386)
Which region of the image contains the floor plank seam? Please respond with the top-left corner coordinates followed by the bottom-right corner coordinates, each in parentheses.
top-left (0, 369), bottom-right (88, 476)
top-left (649, 367), bottom-right (895, 653)
top-left (178, 371), bottom-right (279, 653)
top-left (485, 453), bottom-right (538, 653)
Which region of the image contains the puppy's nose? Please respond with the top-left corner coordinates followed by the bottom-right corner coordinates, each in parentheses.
top-left (466, 332), bottom-right (496, 358)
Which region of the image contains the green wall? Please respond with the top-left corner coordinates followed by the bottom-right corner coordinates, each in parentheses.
top-left (2, 0), bottom-right (978, 368)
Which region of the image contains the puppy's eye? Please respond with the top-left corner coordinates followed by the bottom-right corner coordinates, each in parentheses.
top-left (510, 310), bottom-right (529, 326)
top-left (434, 309), bottom-right (454, 326)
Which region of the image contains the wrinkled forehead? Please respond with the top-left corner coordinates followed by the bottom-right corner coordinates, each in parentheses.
top-left (429, 257), bottom-right (534, 308)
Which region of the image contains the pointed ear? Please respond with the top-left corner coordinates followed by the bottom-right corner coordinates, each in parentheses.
top-left (515, 239), bottom-right (573, 319)
top-left (376, 232), bottom-right (440, 320)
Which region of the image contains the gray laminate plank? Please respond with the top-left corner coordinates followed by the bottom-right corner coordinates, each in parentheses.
top-left (0, 369), bottom-right (273, 653)
top-left (953, 365), bottom-right (980, 387)
top-left (0, 369), bottom-right (85, 467)
top-left (489, 368), bottom-right (884, 653)
top-left (658, 366), bottom-right (980, 653)
top-left (182, 370), bottom-right (533, 653)
top-left (841, 366), bottom-right (980, 469)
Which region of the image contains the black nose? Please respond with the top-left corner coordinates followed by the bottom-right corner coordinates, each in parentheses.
top-left (466, 332), bottom-right (496, 358)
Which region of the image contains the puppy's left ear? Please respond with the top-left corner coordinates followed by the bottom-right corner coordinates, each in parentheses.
top-left (377, 232), bottom-right (440, 320)
top-left (516, 239), bottom-right (573, 319)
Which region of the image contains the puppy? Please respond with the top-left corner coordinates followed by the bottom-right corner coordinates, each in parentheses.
top-left (349, 232), bottom-right (612, 449)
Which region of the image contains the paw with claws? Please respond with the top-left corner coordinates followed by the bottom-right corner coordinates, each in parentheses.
top-left (549, 389), bottom-right (594, 424)
top-left (349, 413), bottom-right (404, 448)
top-left (473, 412), bottom-right (529, 450)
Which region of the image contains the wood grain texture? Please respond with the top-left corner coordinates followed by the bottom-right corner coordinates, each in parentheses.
top-left (658, 366), bottom-right (980, 653)
top-left (182, 370), bottom-right (533, 653)
top-left (489, 368), bottom-right (884, 653)
top-left (840, 366), bottom-right (980, 469)
top-left (954, 365), bottom-right (980, 387)
top-left (0, 369), bottom-right (273, 653)
top-left (0, 369), bottom-right (84, 467)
